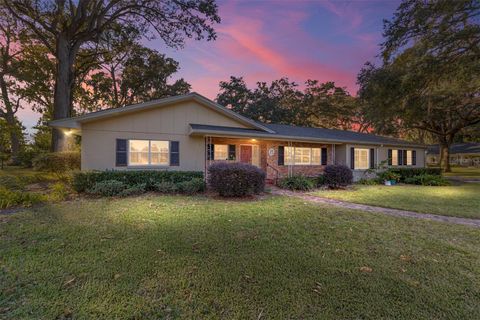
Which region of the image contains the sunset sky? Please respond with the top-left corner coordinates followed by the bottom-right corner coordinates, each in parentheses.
top-left (18, 0), bottom-right (401, 132)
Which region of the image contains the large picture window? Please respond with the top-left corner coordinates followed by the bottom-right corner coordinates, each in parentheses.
top-left (354, 148), bottom-right (370, 170)
top-left (129, 140), bottom-right (169, 166)
top-left (214, 144), bottom-right (229, 160)
top-left (285, 147), bottom-right (322, 165)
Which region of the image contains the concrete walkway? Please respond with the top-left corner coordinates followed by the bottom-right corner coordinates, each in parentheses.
top-left (271, 188), bottom-right (480, 228)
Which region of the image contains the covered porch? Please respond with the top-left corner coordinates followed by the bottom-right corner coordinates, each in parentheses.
top-left (203, 136), bottom-right (335, 182)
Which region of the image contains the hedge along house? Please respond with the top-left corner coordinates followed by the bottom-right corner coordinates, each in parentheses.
top-left (49, 92), bottom-right (427, 182)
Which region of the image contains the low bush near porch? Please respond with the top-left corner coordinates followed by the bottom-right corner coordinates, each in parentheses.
top-left (207, 162), bottom-right (265, 197)
top-left (324, 164), bottom-right (353, 189)
top-left (277, 175), bottom-right (316, 191)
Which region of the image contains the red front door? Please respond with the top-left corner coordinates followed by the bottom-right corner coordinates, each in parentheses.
top-left (240, 145), bottom-right (252, 164)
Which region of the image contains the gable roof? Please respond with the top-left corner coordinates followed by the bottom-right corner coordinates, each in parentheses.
top-left (189, 123), bottom-right (425, 148)
top-left (49, 92), bottom-right (425, 148)
top-left (427, 143), bottom-right (480, 155)
top-left (49, 92), bottom-right (274, 133)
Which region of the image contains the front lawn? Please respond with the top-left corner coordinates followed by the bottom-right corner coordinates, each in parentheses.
top-left (1, 195), bottom-right (480, 319)
top-left (444, 167), bottom-right (480, 178)
top-left (0, 166), bottom-right (69, 209)
top-left (311, 184), bottom-right (480, 219)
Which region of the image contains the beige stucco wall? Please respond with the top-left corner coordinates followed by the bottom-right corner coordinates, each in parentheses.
top-left (81, 101), bottom-right (250, 171)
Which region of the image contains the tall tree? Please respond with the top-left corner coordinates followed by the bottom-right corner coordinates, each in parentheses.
top-left (359, 0), bottom-right (480, 172)
top-left (217, 76), bottom-right (362, 130)
top-left (0, 8), bottom-right (24, 163)
top-left (4, 0), bottom-right (220, 151)
top-left (86, 44), bottom-right (191, 108)
top-left (303, 80), bottom-right (367, 132)
top-left (217, 77), bottom-right (304, 125)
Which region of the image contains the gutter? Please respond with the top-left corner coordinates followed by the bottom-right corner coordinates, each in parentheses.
top-left (188, 128), bottom-right (427, 149)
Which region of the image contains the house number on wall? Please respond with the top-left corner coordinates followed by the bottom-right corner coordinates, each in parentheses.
top-left (268, 148), bottom-right (275, 157)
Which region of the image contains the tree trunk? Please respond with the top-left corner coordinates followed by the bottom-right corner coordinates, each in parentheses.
top-left (0, 74), bottom-right (21, 163)
top-left (51, 36), bottom-right (76, 152)
top-left (5, 112), bottom-right (21, 164)
top-left (439, 139), bottom-right (452, 173)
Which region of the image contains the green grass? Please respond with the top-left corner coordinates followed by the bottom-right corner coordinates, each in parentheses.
top-left (311, 184), bottom-right (480, 219)
top-left (1, 195), bottom-right (480, 319)
top-left (444, 167), bottom-right (480, 178)
top-left (0, 166), bottom-right (57, 181)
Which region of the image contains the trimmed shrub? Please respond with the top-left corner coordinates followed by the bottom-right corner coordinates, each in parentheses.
top-left (278, 175), bottom-right (316, 191)
top-left (154, 181), bottom-right (179, 193)
top-left (378, 170), bottom-right (401, 182)
top-left (73, 170), bottom-right (203, 193)
top-left (119, 183), bottom-right (147, 197)
top-left (33, 152), bottom-right (80, 173)
top-left (207, 162), bottom-right (265, 197)
top-left (178, 178), bottom-right (205, 195)
top-left (356, 178), bottom-right (379, 185)
top-left (87, 180), bottom-right (126, 197)
top-left (324, 164), bottom-right (353, 189)
top-left (0, 186), bottom-right (45, 209)
top-left (389, 168), bottom-right (442, 182)
top-left (404, 174), bottom-right (450, 186)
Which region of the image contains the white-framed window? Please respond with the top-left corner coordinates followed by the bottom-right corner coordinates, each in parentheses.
top-left (129, 139), bottom-right (169, 166)
top-left (354, 148), bottom-right (370, 170)
top-left (285, 147), bottom-right (322, 165)
top-left (311, 148), bottom-right (321, 165)
top-left (295, 147), bottom-right (311, 165)
top-left (214, 144), bottom-right (229, 160)
top-left (392, 149), bottom-right (398, 166)
top-left (406, 150), bottom-right (412, 165)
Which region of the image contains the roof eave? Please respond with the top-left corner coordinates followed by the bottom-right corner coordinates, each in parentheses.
top-left (189, 128), bottom-right (426, 148)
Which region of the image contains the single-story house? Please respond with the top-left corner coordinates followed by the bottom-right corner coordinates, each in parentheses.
top-left (49, 92), bottom-right (426, 181)
top-left (427, 143), bottom-right (480, 167)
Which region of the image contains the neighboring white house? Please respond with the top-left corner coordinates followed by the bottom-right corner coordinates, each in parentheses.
top-left (427, 143), bottom-right (480, 167)
top-left (49, 93), bottom-right (427, 181)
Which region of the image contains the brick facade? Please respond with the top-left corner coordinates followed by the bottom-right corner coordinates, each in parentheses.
top-left (207, 137), bottom-right (334, 182)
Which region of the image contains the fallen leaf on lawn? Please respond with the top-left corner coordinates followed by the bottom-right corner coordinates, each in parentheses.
top-left (400, 268), bottom-right (407, 273)
top-left (114, 273), bottom-right (121, 280)
top-left (360, 266), bottom-right (373, 273)
top-left (63, 277), bottom-right (76, 287)
top-left (400, 255), bottom-right (412, 262)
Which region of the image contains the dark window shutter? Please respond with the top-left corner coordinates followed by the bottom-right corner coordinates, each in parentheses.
top-left (350, 147), bottom-right (355, 169)
top-left (412, 150), bottom-right (417, 165)
top-left (321, 148), bottom-right (327, 165)
top-left (170, 141), bottom-right (179, 166)
top-left (388, 149), bottom-right (392, 166)
top-left (207, 144), bottom-right (214, 160)
top-left (398, 150), bottom-right (403, 165)
top-left (228, 144), bottom-right (236, 160)
top-left (278, 146), bottom-right (284, 166)
top-left (116, 139), bottom-right (127, 167)
top-left (370, 148), bottom-right (375, 169)
top-left (403, 150), bottom-right (408, 166)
